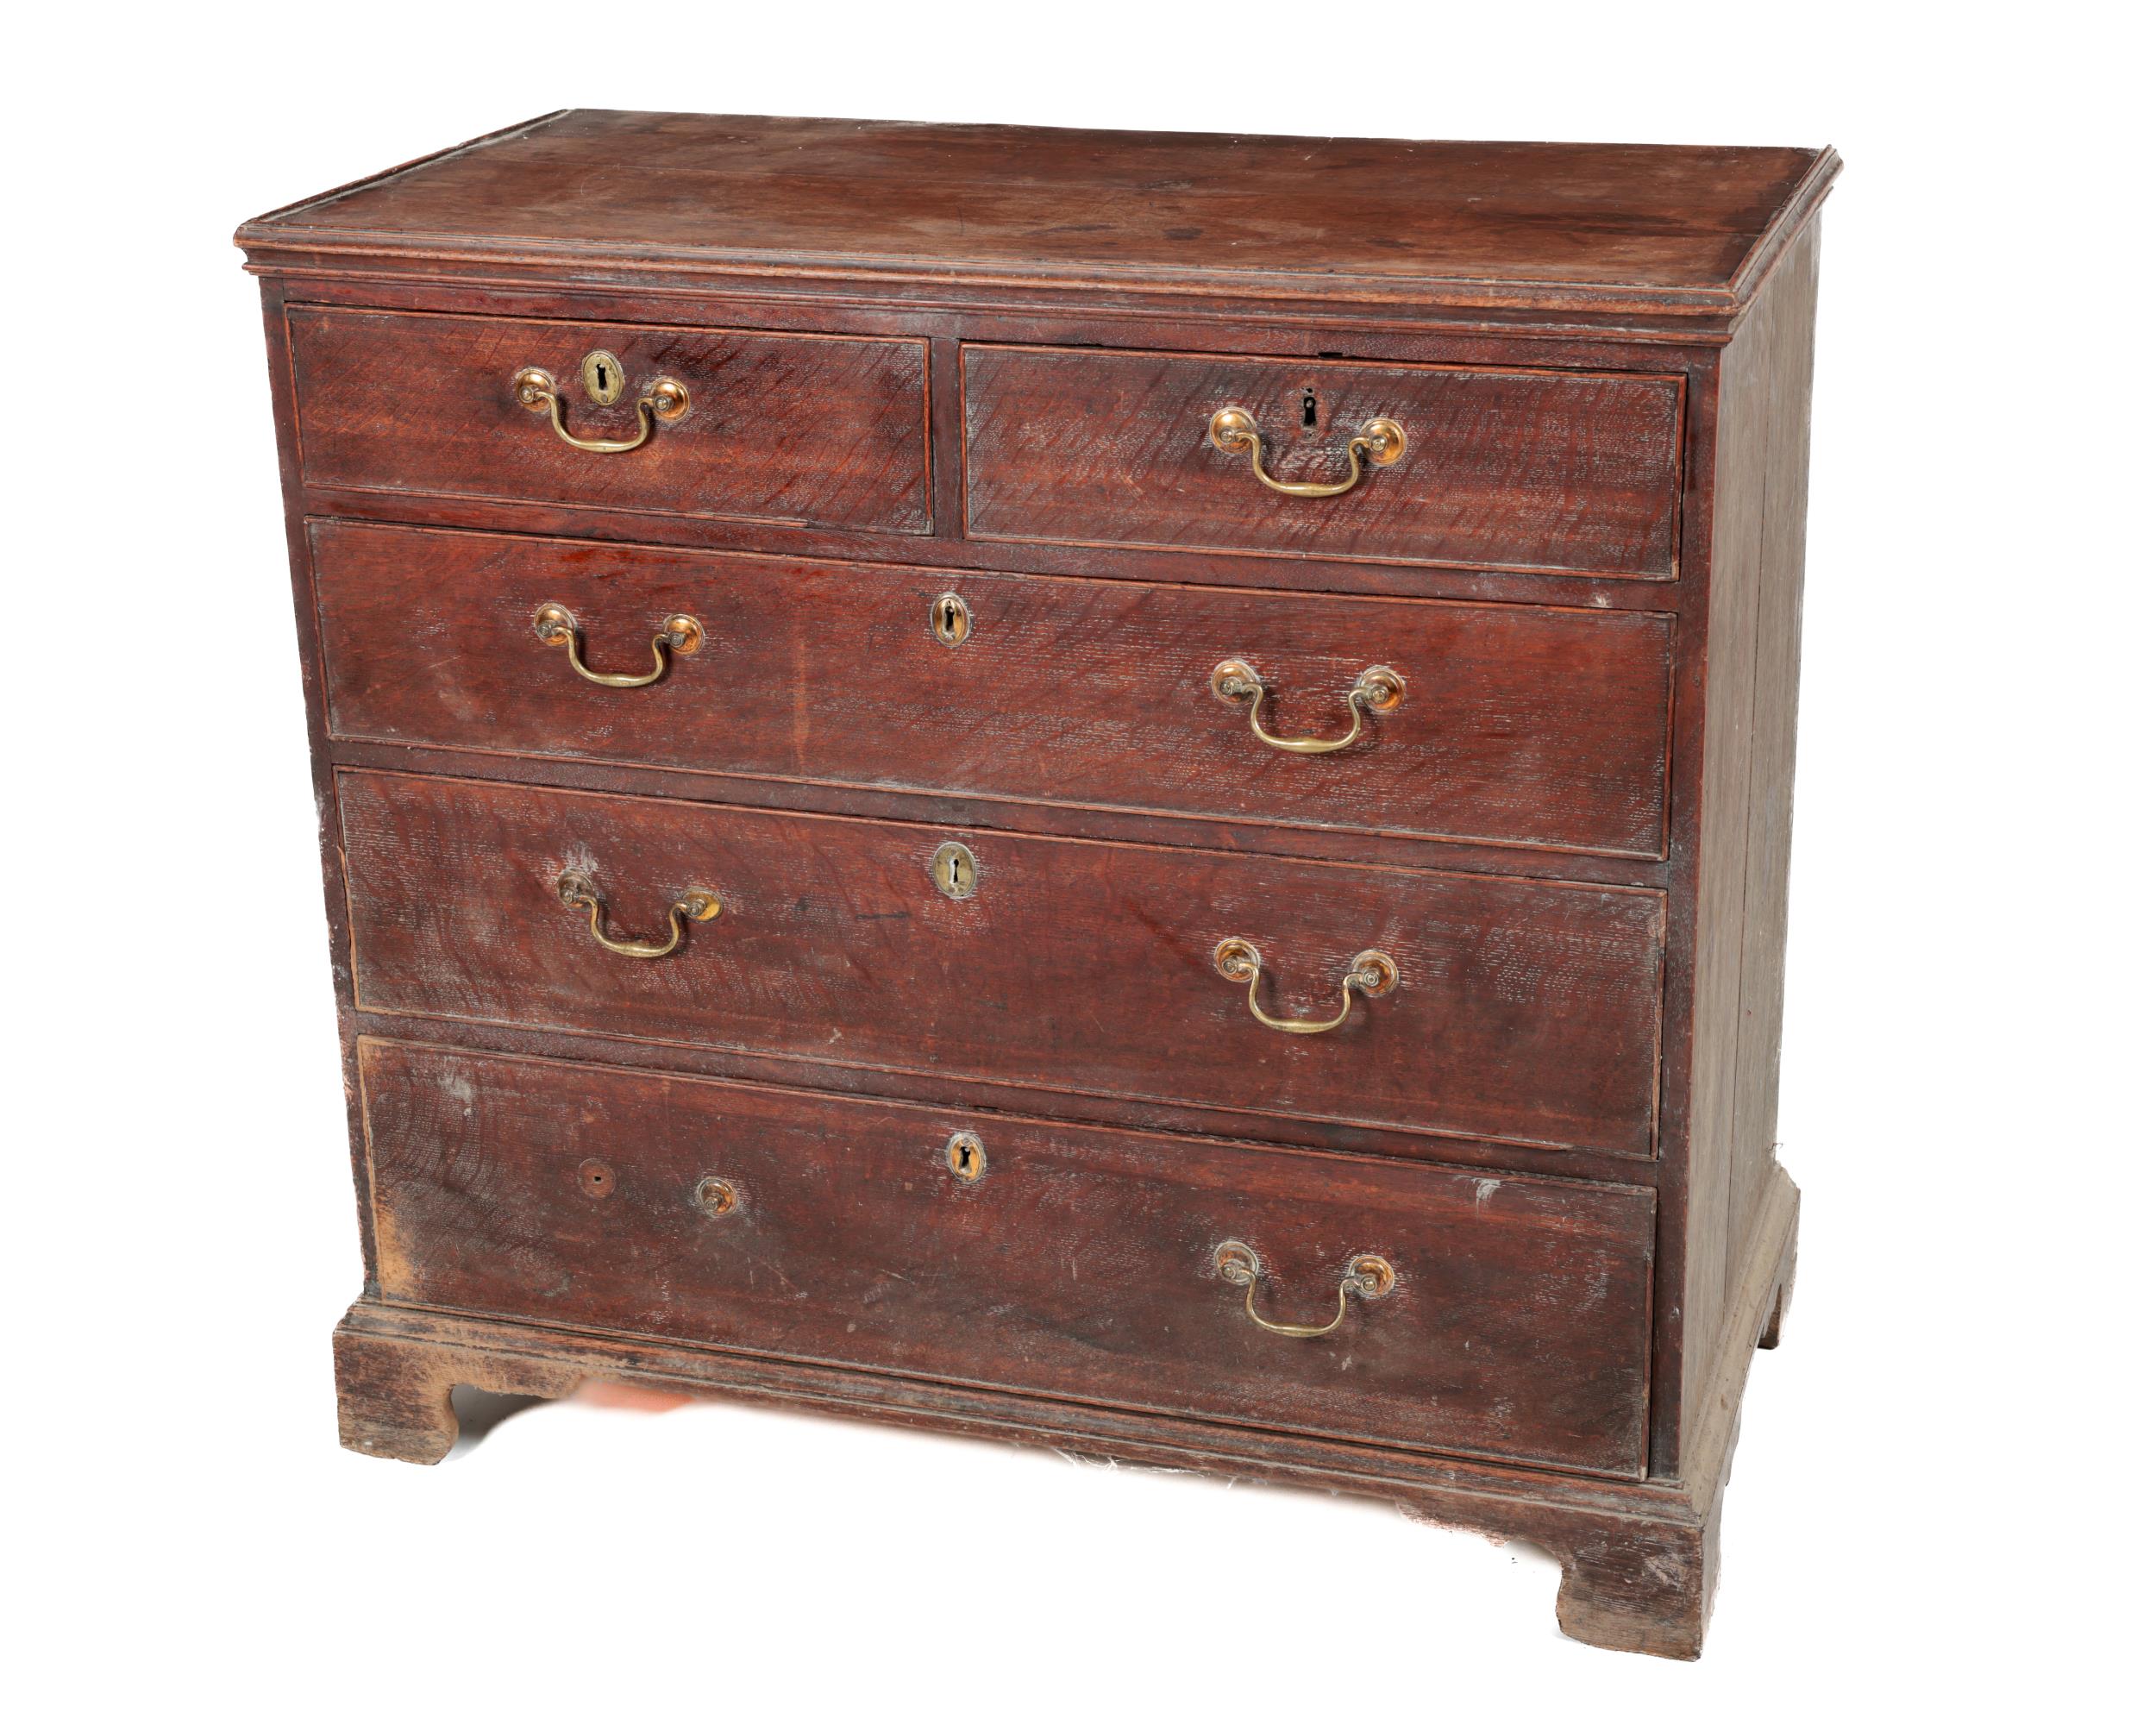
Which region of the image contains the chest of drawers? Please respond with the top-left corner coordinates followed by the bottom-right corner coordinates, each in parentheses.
top-left (238, 112), bottom-right (1834, 1659)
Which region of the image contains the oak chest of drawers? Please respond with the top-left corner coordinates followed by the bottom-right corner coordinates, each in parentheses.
top-left (239, 112), bottom-right (1834, 1659)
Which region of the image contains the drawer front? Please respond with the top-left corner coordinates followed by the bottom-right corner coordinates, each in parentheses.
top-left (962, 344), bottom-right (1683, 579)
top-left (288, 308), bottom-right (931, 535)
top-left (360, 1039), bottom-right (1656, 1476)
top-left (339, 771), bottom-right (1665, 1156)
top-left (313, 520), bottom-right (1675, 858)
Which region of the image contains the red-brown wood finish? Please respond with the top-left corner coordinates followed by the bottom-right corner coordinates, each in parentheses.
top-left (335, 769), bottom-right (1667, 1157)
top-left (288, 307), bottom-right (931, 534)
top-left (241, 112), bottom-right (1833, 1659)
top-left (241, 111), bottom-right (1830, 329)
top-left (360, 1038), bottom-right (1656, 1476)
top-left (963, 345), bottom-right (1684, 579)
top-left (310, 519), bottom-right (1676, 858)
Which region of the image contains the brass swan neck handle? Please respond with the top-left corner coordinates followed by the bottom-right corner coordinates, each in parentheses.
top-left (557, 870), bottom-right (722, 960)
top-left (533, 603), bottom-right (704, 688)
top-left (513, 366), bottom-right (689, 454)
top-left (1213, 1240), bottom-right (1397, 1338)
top-left (1213, 938), bottom-right (1398, 1035)
top-left (1211, 659), bottom-right (1405, 754)
top-left (1207, 405), bottom-right (1406, 498)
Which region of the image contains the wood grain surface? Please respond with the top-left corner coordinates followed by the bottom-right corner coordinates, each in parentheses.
top-left (336, 769), bottom-right (1668, 1157)
top-left (310, 519), bottom-right (1676, 858)
top-left (288, 307), bottom-right (931, 534)
top-left (360, 1038), bottom-right (1657, 1476)
top-left (964, 345), bottom-right (1683, 578)
top-left (240, 111), bottom-right (1833, 325)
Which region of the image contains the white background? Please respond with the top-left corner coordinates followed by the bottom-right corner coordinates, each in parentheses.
top-left (7, 3), bottom-right (2147, 1716)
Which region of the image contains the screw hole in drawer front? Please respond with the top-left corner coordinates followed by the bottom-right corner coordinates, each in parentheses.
top-left (693, 1176), bottom-right (738, 1218)
top-left (358, 1039), bottom-right (1656, 1477)
top-left (576, 1157), bottom-right (615, 1199)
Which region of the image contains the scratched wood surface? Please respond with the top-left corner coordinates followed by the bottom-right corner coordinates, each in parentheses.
top-left (310, 518), bottom-right (1677, 858)
top-left (360, 1038), bottom-right (1657, 1476)
top-left (288, 308), bottom-right (931, 534)
top-left (1680, 223), bottom-right (1823, 1461)
top-left (240, 114), bottom-right (1835, 1658)
top-left (963, 345), bottom-right (1684, 578)
top-left (336, 768), bottom-right (1669, 1157)
top-left (240, 111), bottom-right (1831, 327)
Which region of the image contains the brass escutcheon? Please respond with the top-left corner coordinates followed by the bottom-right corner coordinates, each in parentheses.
top-left (693, 1176), bottom-right (738, 1218)
top-left (946, 1132), bottom-right (987, 1182)
top-left (580, 349), bottom-right (627, 405)
top-left (932, 841), bottom-right (978, 900)
top-left (931, 592), bottom-right (971, 647)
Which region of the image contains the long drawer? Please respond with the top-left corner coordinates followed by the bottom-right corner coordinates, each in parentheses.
top-left (962, 344), bottom-right (1684, 578)
top-left (360, 1039), bottom-right (1657, 1476)
top-left (311, 520), bottom-right (1676, 858)
top-left (338, 770), bottom-right (1666, 1157)
top-left (287, 308), bottom-right (931, 535)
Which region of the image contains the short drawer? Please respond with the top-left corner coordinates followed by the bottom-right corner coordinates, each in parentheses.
top-left (360, 1039), bottom-right (1656, 1476)
top-left (312, 520), bottom-right (1675, 858)
top-left (287, 308), bottom-right (931, 535)
top-left (962, 344), bottom-right (1683, 579)
top-left (338, 771), bottom-right (1666, 1157)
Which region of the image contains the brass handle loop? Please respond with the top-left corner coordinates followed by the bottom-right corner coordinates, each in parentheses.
top-left (1213, 1240), bottom-right (1397, 1338)
top-left (1213, 938), bottom-right (1398, 1035)
top-left (513, 366), bottom-right (689, 454)
top-left (533, 602), bottom-right (704, 688)
top-left (1206, 405), bottom-right (1406, 498)
top-left (556, 869), bottom-right (721, 960)
top-left (1210, 659), bottom-right (1405, 754)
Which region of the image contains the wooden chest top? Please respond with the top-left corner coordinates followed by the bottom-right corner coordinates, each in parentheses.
top-left (238, 110), bottom-right (1836, 323)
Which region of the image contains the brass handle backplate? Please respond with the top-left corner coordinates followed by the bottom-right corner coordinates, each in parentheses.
top-left (534, 602), bottom-right (704, 688)
top-left (514, 364), bottom-right (689, 453)
top-left (557, 869), bottom-right (721, 960)
top-left (1213, 938), bottom-right (1397, 1035)
top-left (1207, 405), bottom-right (1406, 498)
top-left (1211, 659), bottom-right (1405, 754)
top-left (1213, 1240), bottom-right (1396, 1338)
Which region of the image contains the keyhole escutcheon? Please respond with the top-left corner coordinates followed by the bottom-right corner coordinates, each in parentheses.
top-left (932, 591), bottom-right (971, 647)
top-left (580, 349), bottom-right (626, 406)
top-left (946, 1132), bottom-right (987, 1182)
top-left (931, 840), bottom-right (978, 900)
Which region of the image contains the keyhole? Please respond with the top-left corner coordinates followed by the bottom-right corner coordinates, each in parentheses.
top-left (931, 841), bottom-right (977, 900)
top-left (1302, 389), bottom-right (1319, 428)
top-left (931, 591), bottom-right (970, 646)
top-left (947, 1132), bottom-right (987, 1182)
top-left (595, 361), bottom-right (610, 392)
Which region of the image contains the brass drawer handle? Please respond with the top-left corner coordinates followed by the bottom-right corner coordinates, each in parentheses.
top-left (1213, 938), bottom-right (1397, 1035)
top-left (1207, 405), bottom-right (1406, 498)
top-left (512, 365), bottom-right (689, 453)
top-left (1211, 659), bottom-right (1405, 754)
top-left (1214, 1240), bottom-right (1396, 1339)
top-left (533, 602), bottom-right (704, 688)
top-left (557, 869), bottom-right (721, 960)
